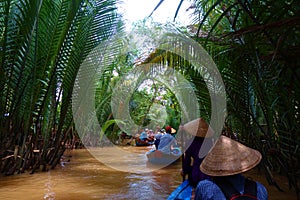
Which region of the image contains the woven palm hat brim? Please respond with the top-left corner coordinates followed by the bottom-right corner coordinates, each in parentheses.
top-left (200, 135), bottom-right (262, 176)
top-left (183, 118), bottom-right (214, 137)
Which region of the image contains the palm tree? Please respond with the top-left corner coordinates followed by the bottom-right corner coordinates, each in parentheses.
top-left (191, 0), bottom-right (299, 196)
top-left (0, 0), bottom-right (120, 175)
top-left (150, 0), bottom-right (299, 197)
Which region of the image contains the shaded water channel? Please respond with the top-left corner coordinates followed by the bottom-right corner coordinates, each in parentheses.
top-left (0, 145), bottom-right (297, 200)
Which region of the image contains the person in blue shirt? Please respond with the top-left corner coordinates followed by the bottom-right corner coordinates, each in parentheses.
top-left (195, 135), bottom-right (268, 200)
top-left (157, 125), bottom-right (177, 154)
top-left (154, 131), bottom-right (164, 149)
top-left (139, 129), bottom-right (149, 141)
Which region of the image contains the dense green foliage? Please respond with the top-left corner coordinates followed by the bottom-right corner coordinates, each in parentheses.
top-left (196, 0), bottom-right (300, 196)
top-left (0, 0), bottom-right (119, 175)
top-left (160, 0), bottom-right (299, 196)
top-left (1, 0), bottom-right (299, 198)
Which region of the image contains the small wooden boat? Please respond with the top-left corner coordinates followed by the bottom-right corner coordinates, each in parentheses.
top-left (135, 138), bottom-right (154, 146)
top-left (146, 147), bottom-right (182, 164)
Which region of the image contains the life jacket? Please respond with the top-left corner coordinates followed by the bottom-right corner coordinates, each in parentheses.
top-left (214, 177), bottom-right (258, 200)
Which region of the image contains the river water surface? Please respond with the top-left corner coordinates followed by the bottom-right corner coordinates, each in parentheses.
top-left (0, 145), bottom-right (297, 200)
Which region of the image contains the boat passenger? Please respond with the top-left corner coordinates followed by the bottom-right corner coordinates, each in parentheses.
top-left (157, 125), bottom-right (177, 154)
top-left (154, 131), bottom-right (163, 149)
top-left (139, 129), bottom-right (149, 141)
top-left (147, 129), bottom-right (155, 141)
top-left (180, 118), bottom-right (214, 187)
top-left (195, 135), bottom-right (268, 200)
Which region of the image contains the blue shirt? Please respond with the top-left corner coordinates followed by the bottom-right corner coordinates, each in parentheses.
top-left (155, 133), bottom-right (163, 140)
top-left (195, 174), bottom-right (268, 200)
top-left (157, 133), bottom-right (177, 154)
top-left (139, 132), bottom-right (148, 140)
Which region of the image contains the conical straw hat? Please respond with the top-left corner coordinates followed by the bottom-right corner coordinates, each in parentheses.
top-left (183, 118), bottom-right (214, 137)
top-left (171, 128), bottom-right (176, 134)
top-left (200, 135), bottom-right (262, 176)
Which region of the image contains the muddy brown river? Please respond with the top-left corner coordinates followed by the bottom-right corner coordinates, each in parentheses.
top-left (0, 146), bottom-right (297, 199)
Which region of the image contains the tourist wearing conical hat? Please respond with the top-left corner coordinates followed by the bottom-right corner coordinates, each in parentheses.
top-left (180, 118), bottom-right (215, 187)
top-left (195, 135), bottom-right (268, 200)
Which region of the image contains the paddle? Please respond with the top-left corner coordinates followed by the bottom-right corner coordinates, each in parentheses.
top-left (180, 124), bottom-right (185, 182)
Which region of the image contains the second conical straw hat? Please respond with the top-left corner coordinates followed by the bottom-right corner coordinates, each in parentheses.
top-left (200, 135), bottom-right (262, 176)
top-left (183, 118), bottom-right (214, 137)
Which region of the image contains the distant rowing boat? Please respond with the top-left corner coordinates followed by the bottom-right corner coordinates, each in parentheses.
top-left (135, 138), bottom-right (154, 146)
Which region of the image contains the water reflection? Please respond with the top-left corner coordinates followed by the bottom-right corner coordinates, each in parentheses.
top-left (0, 146), bottom-right (295, 200)
top-left (87, 145), bottom-right (176, 173)
top-left (0, 146), bottom-right (182, 200)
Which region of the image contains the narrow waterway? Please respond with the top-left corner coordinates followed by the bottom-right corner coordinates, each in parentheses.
top-left (0, 145), bottom-right (297, 200)
top-left (0, 146), bottom-right (183, 200)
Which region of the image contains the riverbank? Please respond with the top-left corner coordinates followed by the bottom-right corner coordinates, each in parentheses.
top-left (244, 167), bottom-right (298, 200)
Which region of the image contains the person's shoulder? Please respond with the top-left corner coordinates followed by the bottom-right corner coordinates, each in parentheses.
top-left (197, 179), bottom-right (215, 187)
top-left (196, 179), bottom-right (225, 193)
top-left (255, 181), bottom-right (268, 199)
top-left (255, 181), bottom-right (267, 191)
top-left (195, 179), bottom-right (224, 200)
top-left (162, 133), bottom-right (171, 138)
